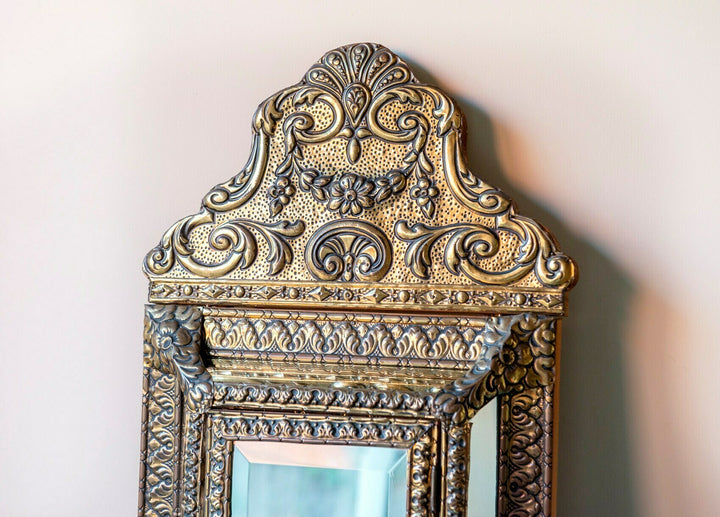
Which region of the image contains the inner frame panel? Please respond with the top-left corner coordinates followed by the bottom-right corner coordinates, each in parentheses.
top-left (231, 441), bottom-right (409, 517)
top-left (203, 411), bottom-right (436, 517)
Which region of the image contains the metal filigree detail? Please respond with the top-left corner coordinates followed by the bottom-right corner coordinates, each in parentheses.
top-left (305, 220), bottom-right (392, 282)
top-left (145, 217), bottom-right (304, 278)
top-left (396, 220), bottom-right (573, 289)
top-left (138, 366), bottom-right (180, 516)
top-left (150, 280), bottom-right (566, 314)
top-left (294, 167), bottom-right (412, 217)
top-left (498, 386), bottom-right (554, 517)
top-left (144, 81), bottom-right (300, 278)
top-left (204, 311), bottom-right (494, 367)
top-left (140, 304), bottom-right (213, 517)
top-left (269, 43), bottom-right (435, 217)
top-left (211, 412), bottom-right (432, 445)
top-left (213, 381), bottom-right (434, 415)
top-left (445, 423), bottom-right (472, 517)
top-left (138, 42), bottom-right (574, 517)
top-left (209, 219), bottom-right (305, 276)
top-left (425, 82), bottom-right (576, 289)
top-left (410, 431), bottom-right (434, 517)
top-left (181, 412), bottom-right (205, 517)
top-left (434, 315), bottom-right (556, 425)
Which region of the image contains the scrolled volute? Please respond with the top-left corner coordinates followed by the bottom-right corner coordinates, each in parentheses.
top-left (145, 216), bottom-right (304, 279)
top-left (305, 220), bottom-right (392, 282)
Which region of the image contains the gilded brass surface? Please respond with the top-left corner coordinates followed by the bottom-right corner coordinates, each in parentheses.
top-left (204, 308), bottom-right (494, 368)
top-left (138, 43), bottom-right (576, 517)
top-left (144, 42), bottom-right (576, 315)
top-left (498, 386), bottom-right (554, 517)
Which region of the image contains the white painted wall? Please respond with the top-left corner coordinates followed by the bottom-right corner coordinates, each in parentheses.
top-left (2, 2), bottom-right (718, 515)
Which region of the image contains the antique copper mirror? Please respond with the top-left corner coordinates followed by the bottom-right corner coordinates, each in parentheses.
top-left (138, 42), bottom-right (577, 517)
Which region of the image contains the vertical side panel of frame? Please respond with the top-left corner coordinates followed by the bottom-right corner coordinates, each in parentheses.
top-left (139, 304), bottom-right (210, 517)
top-left (138, 309), bottom-right (183, 515)
top-left (497, 385), bottom-right (554, 517)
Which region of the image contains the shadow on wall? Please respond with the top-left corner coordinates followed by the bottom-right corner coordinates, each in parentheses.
top-left (408, 60), bottom-right (637, 517)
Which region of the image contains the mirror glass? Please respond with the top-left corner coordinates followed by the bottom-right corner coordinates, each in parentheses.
top-left (467, 397), bottom-right (498, 517)
top-left (231, 441), bottom-right (408, 517)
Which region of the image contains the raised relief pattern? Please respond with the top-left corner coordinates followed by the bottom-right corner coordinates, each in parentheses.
top-left (498, 386), bottom-right (554, 517)
top-left (143, 42), bottom-right (576, 312)
top-left (305, 220), bottom-right (392, 282)
top-left (150, 281), bottom-right (566, 314)
top-left (144, 305), bottom-right (212, 412)
top-left (140, 305), bottom-right (212, 517)
top-left (203, 310), bottom-right (496, 367)
top-left (434, 314), bottom-right (556, 425)
top-left (138, 367), bottom-right (180, 516)
top-left (271, 43), bottom-right (436, 217)
top-left (213, 381), bottom-right (434, 415)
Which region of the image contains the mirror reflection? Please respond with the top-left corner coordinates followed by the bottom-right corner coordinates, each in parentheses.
top-left (232, 441), bottom-right (408, 517)
top-left (467, 397), bottom-right (498, 517)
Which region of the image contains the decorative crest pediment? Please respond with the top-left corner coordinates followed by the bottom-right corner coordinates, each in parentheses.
top-left (145, 43), bottom-right (577, 314)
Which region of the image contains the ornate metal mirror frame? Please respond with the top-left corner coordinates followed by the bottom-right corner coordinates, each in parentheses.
top-left (138, 43), bottom-right (577, 517)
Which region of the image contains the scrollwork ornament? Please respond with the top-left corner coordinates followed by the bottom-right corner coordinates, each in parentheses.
top-left (434, 314), bottom-right (557, 425)
top-left (145, 42), bottom-right (577, 299)
top-left (145, 217), bottom-right (304, 278)
top-left (305, 220), bottom-right (392, 282)
top-left (396, 218), bottom-right (575, 289)
top-left (427, 93), bottom-right (577, 288)
top-left (144, 83), bottom-right (304, 278)
top-left (266, 43), bottom-right (437, 217)
top-left (145, 43), bottom-right (576, 298)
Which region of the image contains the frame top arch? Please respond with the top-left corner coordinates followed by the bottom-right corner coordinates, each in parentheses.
top-left (144, 42), bottom-right (577, 315)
